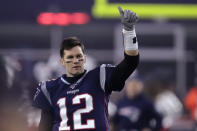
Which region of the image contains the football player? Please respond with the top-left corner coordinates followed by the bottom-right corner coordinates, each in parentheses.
top-left (33, 7), bottom-right (139, 131)
top-left (113, 79), bottom-right (162, 131)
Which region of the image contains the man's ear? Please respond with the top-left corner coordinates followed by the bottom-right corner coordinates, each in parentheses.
top-left (60, 58), bottom-right (64, 66)
top-left (84, 55), bottom-right (87, 63)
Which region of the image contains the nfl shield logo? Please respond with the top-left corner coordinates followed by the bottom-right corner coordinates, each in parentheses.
top-left (70, 84), bottom-right (76, 89)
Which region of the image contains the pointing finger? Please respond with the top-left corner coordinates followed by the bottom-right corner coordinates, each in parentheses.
top-left (118, 6), bottom-right (124, 16)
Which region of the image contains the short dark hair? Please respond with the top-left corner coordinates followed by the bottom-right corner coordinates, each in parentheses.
top-left (60, 37), bottom-right (85, 58)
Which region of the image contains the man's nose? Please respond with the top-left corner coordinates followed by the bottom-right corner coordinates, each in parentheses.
top-left (73, 57), bottom-right (80, 63)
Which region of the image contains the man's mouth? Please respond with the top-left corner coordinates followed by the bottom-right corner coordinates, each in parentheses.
top-left (73, 66), bottom-right (81, 69)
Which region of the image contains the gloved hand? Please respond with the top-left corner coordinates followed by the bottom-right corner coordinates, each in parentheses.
top-left (118, 6), bottom-right (139, 31)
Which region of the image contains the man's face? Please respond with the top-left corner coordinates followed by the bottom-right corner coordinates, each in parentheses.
top-left (126, 79), bottom-right (143, 98)
top-left (60, 46), bottom-right (86, 77)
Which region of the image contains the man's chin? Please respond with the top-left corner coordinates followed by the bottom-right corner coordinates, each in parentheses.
top-left (72, 71), bottom-right (83, 76)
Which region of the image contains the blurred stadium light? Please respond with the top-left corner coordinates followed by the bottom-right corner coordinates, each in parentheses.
top-left (92, 0), bottom-right (197, 19)
top-left (37, 12), bottom-right (90, 26)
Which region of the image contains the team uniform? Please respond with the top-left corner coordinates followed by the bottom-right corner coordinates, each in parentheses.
top-left (113, 93), bottom-right (162, 131)
top-left (33, 53), bottom-right (139, 131)
top-left (33, 64), bottom-right (118, 131)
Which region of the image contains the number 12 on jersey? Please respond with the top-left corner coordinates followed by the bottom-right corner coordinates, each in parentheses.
top-left (57, 94), bottom-right (95, 130)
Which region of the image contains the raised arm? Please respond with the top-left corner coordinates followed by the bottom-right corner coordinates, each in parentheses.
top-left (118, 6), bottom-right (139, 56)
top-left (106, 7), bottom-right (140, 92)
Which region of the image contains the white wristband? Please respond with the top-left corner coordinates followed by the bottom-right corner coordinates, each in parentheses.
top-left (122, 28), bottom-right (138, 50)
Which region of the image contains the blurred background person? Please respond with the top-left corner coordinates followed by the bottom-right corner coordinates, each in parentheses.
top-left (144, 71), bottom-right (183, 130)
top-left (185, 86), bottom-right (197, 121)
top-left (184, 86), bottom-right (197, 130)
top-left (112, 78), bottom-right (163, 131)
top-left (0, 55), bottom-right (29, 131)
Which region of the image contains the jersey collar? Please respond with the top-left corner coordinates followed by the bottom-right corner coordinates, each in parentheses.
top-left (61, 70), bottom-right (88, 85)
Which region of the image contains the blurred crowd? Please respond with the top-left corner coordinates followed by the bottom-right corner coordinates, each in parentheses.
top-left (0, 54), bottom-right (197, 131)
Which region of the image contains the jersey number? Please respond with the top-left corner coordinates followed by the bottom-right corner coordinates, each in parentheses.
top-left (57, 94), bottom-right (95, 130)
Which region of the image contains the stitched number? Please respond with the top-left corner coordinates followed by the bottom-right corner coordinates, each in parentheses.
top-left (57, 94), bottom-right (95, 130)
top-left (72, 94), bottom-right (95, 130)
top-left (57, 97), bottom-right (70, 130)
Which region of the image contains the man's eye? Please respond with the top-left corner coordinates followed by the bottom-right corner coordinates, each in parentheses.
top-left (76, 54), bottom-right (82, 58)
top-left (67, 56), bottom-right (74, 59)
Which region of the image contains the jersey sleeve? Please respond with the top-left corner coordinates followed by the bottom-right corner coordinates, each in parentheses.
top-left (99, 64), bottom-right (115, 94)
top-left (32, 81), bottom-right (53, 112)
top-left (104, 54), bottom-right (139, 92)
